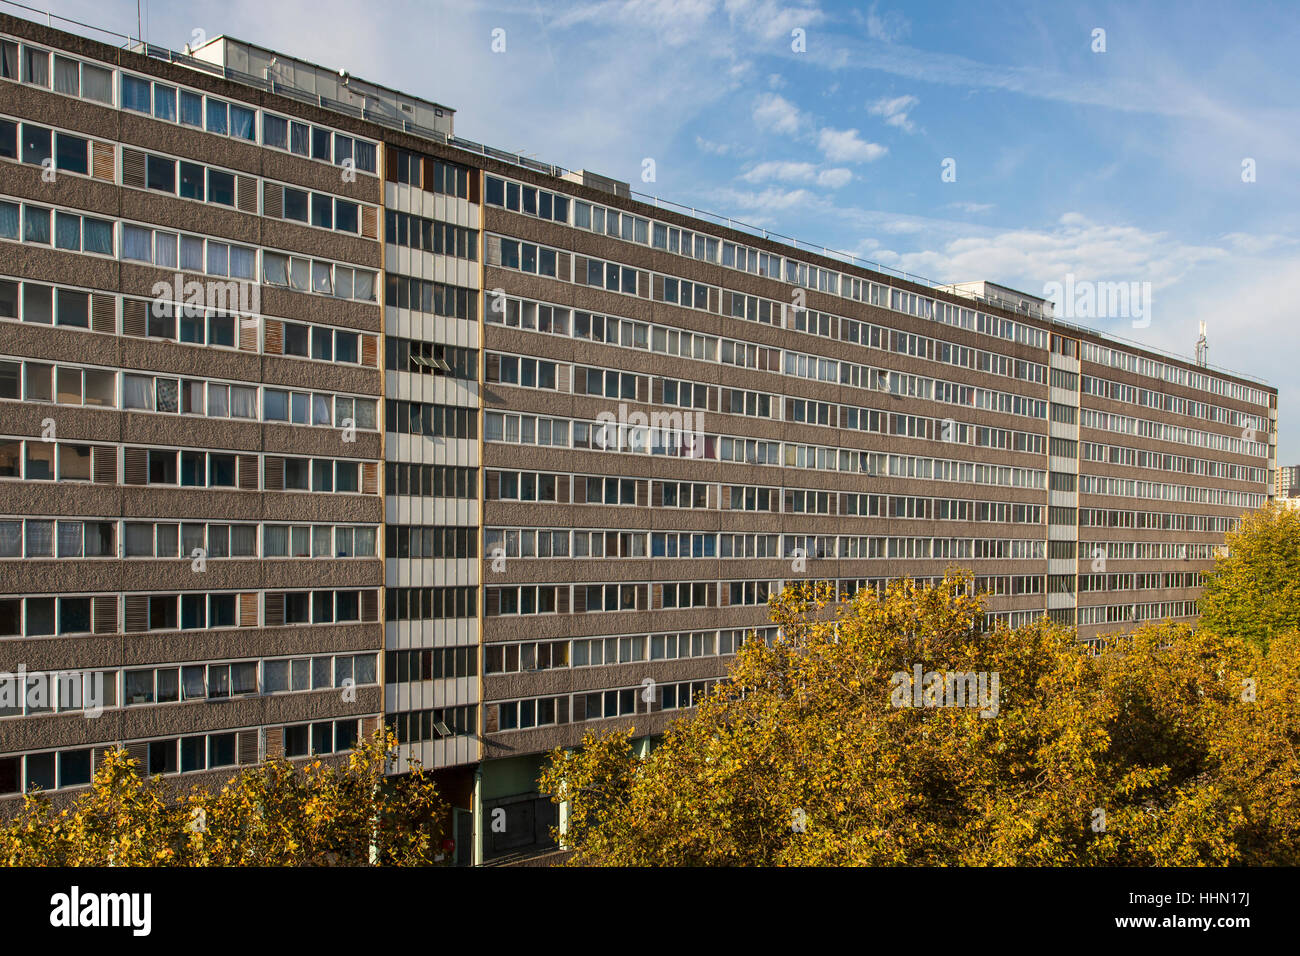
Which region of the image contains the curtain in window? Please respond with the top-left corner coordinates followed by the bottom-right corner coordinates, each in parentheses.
top-left (53, 56), bottom-right (79, 95)
top-left (354, 399), bottom-right (376, 429)
top-left (120, 73), bottom-right (150, 112)
top-left (229, 245), bottom-right (255, 279)
top-left (56, 521), bottom-right (83, 557)
top-left (122, 225), bottom-right (152, 262)
top-left (313, 526), bottom-right (332, 557)
top-left (353, 270), bottom-right (374, 301)
top-left (0, 521), bottom-right (20, 557)
top-left (289, 258), bottom-right (309, 291)
top-left (355, 528), bottom-right (376, 557)
top-left (311, 394), bottom-right (332, 426)
top-left (81, 64), bottom-right (111, 103)
top-left (25, 520), bottom-right (53, 557)
top-left (230, 105), bottom-right (255, 141)
top-left (23, 207), bottom-right (50, 244)
top-left (124, 523), bottom-right (154, 557)
top-left (230, 525), bottom-right (256, 557)
top-left (312, 262), bottom-right (333, 295)
top-left (153, 85), bottom-right (177, 122)
top-left (155, 378), bottom-right (179, 413)
top-left (207, 384), bottom-right (229, 418)
top-left (153, 231), bottom-right (177, 267)
top-left (24, 49), bottom-right (49, 86)
top-left (263, 253), bottom-right (288, 286)
top-left (0, 202), bottom-right (18, 240)
top-left (180, 236), bottom-right (204, 271)
top-left (230, 386), bottom-right (256, 419)
top-left (263, 526), bottom-right (287, 556)
top-left (290, 122), bottom-right (309, 156)
top-left (206, 242), bottom-right (229, 277)
top-left (123, 375), bottom-right (152, 410)
top-left (55, 212), bottom-right (80, 250)
top-left (83, 219), bottom-right (113, 256)
top-left (0, 42), bottom-right (16, 81)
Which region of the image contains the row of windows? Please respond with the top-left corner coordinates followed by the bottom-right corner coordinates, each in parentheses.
top-left (484, 560), bottom-right (1044, 616)
top-left (387, 706), bottom-right (477, 744)
top-left (1081, 440), bottom-right (1265, 485)
top-left (1, 357), bottom-right (378, 429)
top-left (1082, 342), bottom-right (1269, 408)
top-left (1079, 508), bottom-right (1239, 533)
top-left (484, 411), bottom-right (1048, 488)
top-left (1082, 541), bottom-right (1223, 561)
top-left (119, 654), bottom-right (377, 707)
top-left (385, 463), bottom-right (478, 499)
top-left (1079, 474), bottom-right (1265, 509)
top-left (0, 589), bottom-right (376, 638)
top-left (385, 587), bottom-right (478, 622)
top-left (384, 275), bottom-right (477, 318)
top-left (385, 525), bottom-right (477, 560)
top-left (385, 647), bottom-right (478, 683)
top-left (0, 274), bottom-right (376, 371)
top-left (40, 46), bottom-right (379, 170)
top-left (485, 628), bottom-right (765, 674)
top-left (1077, 572), bottom-right (1204, 593)
top-left (0, 438), bottom-right (373, 495)
top-left (0, 519), bottom-right (377, 560)
top-left (122, 144), bottom-right (372, 237)
top-left (1, 201), bottom-right (379, 302)
top-left (385, 211), bottom-right (477, 259)
top-left (388, 148), bottom-right (469, 198)
top-left (0, 116), bottom-right (93, 174)
top-left (386, 338), bottom-right (477, 379)
top-left (487, 679), bottom-right (724, 734)
top-left (1077, 600), bottom-right (1201, 626)
top-left (385, 401), bottom-right (478, 439)
top-left (484, 520), bottom-right (1050, 561)
top-left (1082, 374), bottom-right (1267, 436)
top-left (1081, 408), bottom-right (1267, 459)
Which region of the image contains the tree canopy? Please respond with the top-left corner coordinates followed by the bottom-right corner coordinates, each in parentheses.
top-left (1198, 502), bottom-right (1300, 651)
top-left (0, 728), bottom-right (450, 866)
top-left (541, 571), bottom-right (1299, 866)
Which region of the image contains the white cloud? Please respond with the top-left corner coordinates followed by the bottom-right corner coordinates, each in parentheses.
top-left (818, 127), bottom-right (887, 162)
top-left (740, 161), bottom-right (851, 188)
top-left (753, 92), bottom-right (802, 134)
top-left (817, 167), bottom-right (853, 188)
top-left (863, 3), bottom-right (910, 43)
top-left (948, 201), bottom-right (995, 213)
top-left (696, 136), bottom-right (733, 155)
top-left (868, 94), bottom-right (918, 132)
top-left (724, 0), bottom-right (826, 42)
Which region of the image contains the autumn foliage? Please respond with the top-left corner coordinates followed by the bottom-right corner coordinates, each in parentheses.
top-left (0, 729), bottom-right (449, 866)
top-left (541, 570), bottom-right (1300, 866)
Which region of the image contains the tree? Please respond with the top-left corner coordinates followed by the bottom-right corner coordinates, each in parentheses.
top-left (541, 572), bottom-right (1296, 866)
top-left (1198, 503), bottom-right (1300, 651)
top-left (0, 728), bottom-right (450, 866)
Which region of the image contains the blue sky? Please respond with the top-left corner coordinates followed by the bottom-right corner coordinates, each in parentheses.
top-left (34, 0), bottom-right (1300, 462)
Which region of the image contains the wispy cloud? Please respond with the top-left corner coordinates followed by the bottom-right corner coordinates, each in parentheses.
top-left (753, 92), bottom-right (803, 134)
top-left (741, 160), bottom-right (852, 188)
top-left (869, 94), bottom-right (918, 132)
top-left (818, 127), bottom-right (887, 163)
